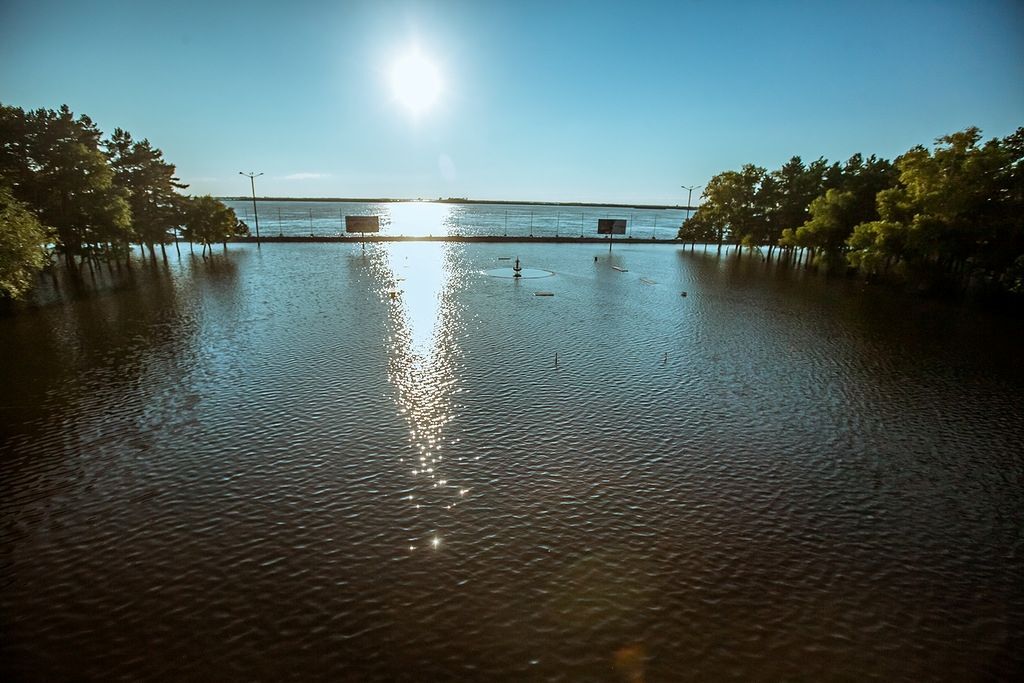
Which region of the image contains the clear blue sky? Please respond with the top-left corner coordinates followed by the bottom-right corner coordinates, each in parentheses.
top-left (2, 0), bottom-right (1022, 204)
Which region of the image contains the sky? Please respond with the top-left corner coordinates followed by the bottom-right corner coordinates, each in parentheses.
top-left (1, 0), bottom-right (1022, 205)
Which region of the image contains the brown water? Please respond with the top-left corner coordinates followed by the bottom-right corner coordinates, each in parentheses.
top-left (2, 243), bottom-right (1022, 681)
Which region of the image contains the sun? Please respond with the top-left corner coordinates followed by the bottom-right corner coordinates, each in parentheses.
top-left (391, 48), bottom-right (442, 115)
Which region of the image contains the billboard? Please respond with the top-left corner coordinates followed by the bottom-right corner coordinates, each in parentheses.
top-left (345, 215), bottom-right (381, 233)
top-left (597, 218), bottom-right (627, 235)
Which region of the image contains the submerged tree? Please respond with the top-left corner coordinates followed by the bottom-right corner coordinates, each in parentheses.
top-left (0, 185), bottom-right (50, 299)
top-left (757, 157), bottom-right (826, 258)
top-left (689, 124), bottom-right (1022, 296)
top-left (847, 127), bottom-right (1024, 287)
top-left (183, 195), bottom-right (242, 255)
top-left (784, 189), bottom-right (858, 268)
top-left (0, 104), bottom-right (130, 264)
top-left (677, 210), bottom-right (718, 251)
top-left (687, 164), bottom-right (767, 253)
top-left (107, 128), bottom-right (188, 260)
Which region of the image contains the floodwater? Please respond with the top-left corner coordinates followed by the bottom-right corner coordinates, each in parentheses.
top-left (1, 243), bottom-right (1022, 681)
top-left (222, 199), bottom-right (685, 240)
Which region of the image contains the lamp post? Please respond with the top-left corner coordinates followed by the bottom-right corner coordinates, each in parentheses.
top-left (681, 184), bottom-right (701, 223)
top-left (240, 171), bottom-right (263, 246)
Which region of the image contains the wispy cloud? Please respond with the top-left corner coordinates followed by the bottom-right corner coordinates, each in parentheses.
top-left (280, 172), bottom-right (330, 181)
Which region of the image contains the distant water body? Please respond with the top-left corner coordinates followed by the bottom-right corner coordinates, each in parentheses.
top-left (2, 243), bottom-right (1022, 680)
top-left (223, 199), bottom-right (688, 239)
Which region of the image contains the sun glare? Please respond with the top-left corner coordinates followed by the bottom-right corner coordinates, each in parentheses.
top-left (391, 48), bottom-right (441, 115)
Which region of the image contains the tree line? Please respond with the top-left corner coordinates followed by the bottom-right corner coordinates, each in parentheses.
top-left (0, 103), bottom-right (247, 299)
top-left (679, 127), bottom-right (1024, 295)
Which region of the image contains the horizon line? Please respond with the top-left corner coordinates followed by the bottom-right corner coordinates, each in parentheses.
top-left (216, 196), bottom-right (696, 211)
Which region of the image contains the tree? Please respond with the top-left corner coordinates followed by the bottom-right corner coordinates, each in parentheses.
top-left (677, 210), bottom-right (717, 250)
top-left (107, 128), bottom-right (188, 260)
top-left (846, 127), bottom-right (1024, 287)
top-left (790, 189), bottom-right (858, 268)
top-left (844, 186), bottom-right (917, 275)
top-left (1, 104), bottom-right (130, 264)
top-left (183, 195), bottom-right (241, 255)
top-left (760, 156), bottom-right (828, 258)
top-left (837, 153), bottom-right (897, 227)
top-left (0, 185), bottom-right (49, 299)
top-left (689, 164), bottom-right (767, 253)
top-left (0, 104), bottom-right (31, 190)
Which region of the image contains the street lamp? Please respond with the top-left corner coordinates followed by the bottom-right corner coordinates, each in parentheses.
top-left (240, 171), bottom-right (263, 246)
top-left (681, 184), bottom-right (701, 223)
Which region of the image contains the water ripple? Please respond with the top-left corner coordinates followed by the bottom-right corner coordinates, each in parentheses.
top-left (1, 244), bottom-right (1022, 680)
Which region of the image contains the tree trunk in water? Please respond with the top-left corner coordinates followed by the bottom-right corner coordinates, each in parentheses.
top-left (160, 242), bottom-right (168, 263)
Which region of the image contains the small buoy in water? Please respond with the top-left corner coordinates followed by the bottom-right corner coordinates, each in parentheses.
top-left (681, 291), bottom-right (688, 297)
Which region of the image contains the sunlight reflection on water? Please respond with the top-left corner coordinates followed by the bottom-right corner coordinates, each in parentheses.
top-left (375, 243), bottom-right (469, 551)
top-left (384, 201), bottom-right (455, 237)
top-left (225, 199), bottom-right (689, 239)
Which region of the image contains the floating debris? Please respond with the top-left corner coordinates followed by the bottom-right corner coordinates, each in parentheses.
top-left (612, 266), bottom-right (628, 272)
top-left (535, 291), bottom-right (554, 297)
top-left (681, 291), bottom-right (688, 297)
top-left (640, 277), bottom-right (657, 285)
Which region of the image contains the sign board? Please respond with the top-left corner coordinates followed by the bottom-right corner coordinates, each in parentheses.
top-left (597, 218), bottom-right (627, 235)
top-left (346, 215), bottom-right (380, 233)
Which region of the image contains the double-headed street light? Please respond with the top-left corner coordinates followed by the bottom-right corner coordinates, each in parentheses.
top-left (681, 184), bottom-right (702, 223)
top-left (240, 171), bottom-right (263, 246)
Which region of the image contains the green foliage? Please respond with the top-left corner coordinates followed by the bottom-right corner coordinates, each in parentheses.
top-left (794, 189), bottom-right (857, 252)
top-left (0, 185), bottom-right (49, 298)
top-left (692, 153), bottom-right (890, 252)
top-left (845, 127), bottom-right (1024, 286)
top-left (761, 156), bottom-right (832, 240)
top-left (689, 164), bottom-right (766, 245)
top-left (0, 104), bottom-right (132, 255)
top-left (184, 195), bottom-right (240, 247)
top-left (677, 210), bottom-right (717, 243)
top-left (107, 128), bottom-right (188, 247)
top-left (0, 104), bottom-right (132, 254)
top-left (694, 124), bottom-right (1022, 295)
top-left (845, 220), bottom-right (906, 274)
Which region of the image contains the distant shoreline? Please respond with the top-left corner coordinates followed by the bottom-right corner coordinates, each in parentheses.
top-left (219, 196), bottom-right (694, 211)
top-left (229, 235), bottom-right (683, 245)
